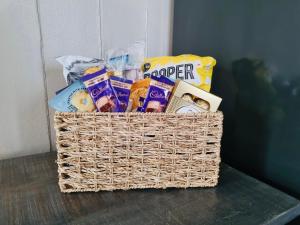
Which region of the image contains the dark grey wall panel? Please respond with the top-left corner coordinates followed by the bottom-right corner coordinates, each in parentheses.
top-left (173, 0), bottom-right (300, 198)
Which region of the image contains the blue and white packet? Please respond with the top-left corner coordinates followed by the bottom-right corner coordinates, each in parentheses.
top-left (49, 80), bottom-right (94, 112)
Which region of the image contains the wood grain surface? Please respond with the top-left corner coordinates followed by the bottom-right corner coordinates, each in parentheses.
top-left (0, 152), bottom-right (299, 225)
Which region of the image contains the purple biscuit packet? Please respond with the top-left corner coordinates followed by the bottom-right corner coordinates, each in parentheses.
top-left (141, 75), bottom-right (175, 113)
top-left (136, 97), bottom-right (145, 112)
top-left (110, 76), bottom-right (133, 112)
top-left (139, 97), bottom-right (145, 106)
top-left (81, 68), bottom-right (121, 112)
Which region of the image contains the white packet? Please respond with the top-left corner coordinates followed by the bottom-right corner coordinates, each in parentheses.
top-left (105, 49), bottom-right (127, 77)
top-left (126, 41), bottom-right (145, 70)
top-left (56, 55), bottom-right (105, 85)
top-left (106, 41), bottom-right (145, 81)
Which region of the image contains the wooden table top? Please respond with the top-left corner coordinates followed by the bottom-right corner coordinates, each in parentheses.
top-left (0, 152), bottom-right (299, 225)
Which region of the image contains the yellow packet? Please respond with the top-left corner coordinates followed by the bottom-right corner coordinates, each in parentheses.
top-left (84, 66), bottom-right (101, 75)
top-left (129, 78), bottom-right (151, 111)
top-left (142, 54), bottom-right (216, 92)
top-left (84, 66), bottom-right (114, 76)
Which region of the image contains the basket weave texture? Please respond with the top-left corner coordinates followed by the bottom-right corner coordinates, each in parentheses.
top-left (54, 112), bottom-right (223, 192)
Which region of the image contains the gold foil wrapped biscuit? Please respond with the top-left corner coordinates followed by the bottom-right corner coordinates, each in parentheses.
top-left (181, 93), bottom-right (194, 103)
top-left (84, 66), bottom-right (101, 75)
top-left (194, 98), bottom-right (210, 110)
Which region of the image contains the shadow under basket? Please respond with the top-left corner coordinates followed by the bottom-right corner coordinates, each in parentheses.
top-left (54, 111), bottom-right (223, 193)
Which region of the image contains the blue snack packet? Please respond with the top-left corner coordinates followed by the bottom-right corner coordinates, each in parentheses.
top-left (49, 80), bottom-right (96, 112)
top-left (110, 76), bottom-right (133, 112)
top-left (55, 85), bottom-right (69, 95)
top-left (81, 68), bottom-right (121, 112)
top-left (141, 75), bottom-right (175, 113)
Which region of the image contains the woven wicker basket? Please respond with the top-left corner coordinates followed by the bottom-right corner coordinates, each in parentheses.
top-left (54, 112), bottom-right (223, 192)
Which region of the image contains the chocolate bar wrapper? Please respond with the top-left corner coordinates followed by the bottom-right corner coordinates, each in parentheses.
top-left (81, 68), bottom-right (121, 112)
top-left (141, 75), bottom-right (175, 113)
top-left (110, 76), bottom-right (133, 112)
top-left (139, 97), bottom-right (145, 106)
top-left (134, 97), bottom-right (145, 112)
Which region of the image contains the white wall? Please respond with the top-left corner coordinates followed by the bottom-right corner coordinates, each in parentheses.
top-left (0, 0), bottom-right (173, 159)
top-left (0, 0), bottom-right (50, 159)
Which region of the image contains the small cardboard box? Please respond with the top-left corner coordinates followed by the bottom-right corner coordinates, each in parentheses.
top-left (166, 80), bottom-right (222, 113)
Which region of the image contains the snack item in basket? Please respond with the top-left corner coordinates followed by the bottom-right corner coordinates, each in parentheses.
top-left (126, 99), bottom-right (133, 112)
top-left (194, 98), bottom-right (210, 110)
top-left (84, 66), bottom-right (101, 75)
top-left (57, 56), bottom-right (105, 85)
top-left (55, 85), bottom-right (69, 95)
top-left (106, 41), bottom-right (145, 80)
top-left (141, 75), bottom-right (175, 113)
top-left (106, 50), bottom-right (127, 77)
top-left (134, 97), bottom-right (145, 112)
top-left (123, 68), bottom-right (143, 81)
top-left (49, 80), bottom-right (96, 112)
top-left (70, 90), bottom-right (96, 112)
top-left (125, 41), bottom-right (144, 80)
top-left (129, 78), bottom-right (151, 111)
top-left (139, 97), bottom-right (145, 106)
top-left (181, 93), bottom-right (194, 103)
top-left (110, 76), bottom-right (133, 112)
top-left (143, 54), bottom-right (216, 92)
top-left (165, 80), bottom-right (222, 113)
top-left (81, 68), bottom-right (121, 112)
top-left (55, 66), bottom-right (100, 95)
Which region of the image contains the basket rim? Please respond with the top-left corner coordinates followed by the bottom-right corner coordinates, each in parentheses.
top-left (54, 111), bottom-right (223, 116)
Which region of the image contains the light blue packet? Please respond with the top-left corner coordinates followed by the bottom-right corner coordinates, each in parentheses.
top-left (49, 80), bottom-right (92, 112)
